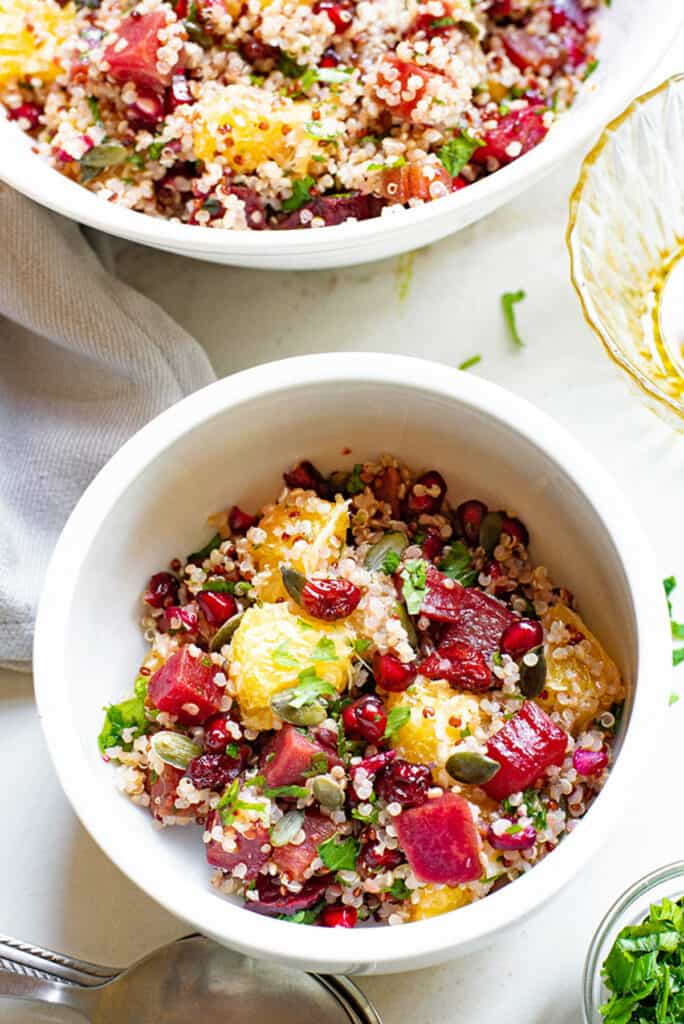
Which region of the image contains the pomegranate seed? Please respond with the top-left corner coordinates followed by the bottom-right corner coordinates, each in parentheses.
top-left (312, 0), bottom-right (353, 32)
top-left (127, 89), bottom-right (165, 127)
top-left (499, 619), bottom-right (543, 660)
top-left (406, 470), bottom-right (447, 516)
top-left (163, 603), bottom-right (199, 634)
top-left (342, 694), bottom-right (387, 743)
top-left (319, 47), bottom-right (340, 66)
top-left (550, 0), bottom-right (588, 32)
top-left (500, 514), bottom-right (529, 546)
top-left (573, 748), bottom-right (608, 776)
top-left (376, 758), bottom-right (432, 808)
top-left (320, 905), bottom-right (358, 928)
top-left (166, 72), bottom-right (193, 112)
top-left (301, 577), bottom-right (361, 621)
top-left (144, 571), bottom-right (179, 608)
top-left (373, 652), bottom-right (417, 693)
top-left (204, 713), bottom-right (239, 753)
top-left (456, 500), bottom-right (488, 546)
top-left (358, 840), bottom-right (404, 874)
top-left (283, 460), bottom-right (330, 497)
top-left (229, 505), bottom-right (258, 533)
top-left (422, 527), bottom-right (445, 561)
top-left (7, 102), bottom-right (42, 130)
top-left (173, 0), bottom-right (189, 15)
top-left (188, 750), bottom-right (245, 789)
top-left (197, 590), bottom-right (238, 625)
top-left (487, 823), bottom-right (537, 851)
top-left (420, 641), bottom-right (491, 692)
top-left (451, 175), bottom-right (468, 191)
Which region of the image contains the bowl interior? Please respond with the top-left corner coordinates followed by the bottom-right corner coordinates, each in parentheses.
top-left (39, 369), bottom-right (642, 971)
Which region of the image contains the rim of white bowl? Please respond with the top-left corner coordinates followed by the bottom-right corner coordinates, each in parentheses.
top-left (34, 353), bottom-right (671, 972)
top-left (2, 0), bottom-right (682, 261)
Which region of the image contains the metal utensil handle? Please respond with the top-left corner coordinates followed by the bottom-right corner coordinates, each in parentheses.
top-left (0, 934), bottom-right (117, 1011)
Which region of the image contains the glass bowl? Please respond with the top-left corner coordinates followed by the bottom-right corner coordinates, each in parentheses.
top-left (583, 861), bottom-right (684, 1022)
top-left (568, 75), bottom-right (684, 428)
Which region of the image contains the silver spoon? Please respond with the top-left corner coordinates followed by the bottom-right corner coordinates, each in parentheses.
top-left (0, 933), bottom-right (380, 1023)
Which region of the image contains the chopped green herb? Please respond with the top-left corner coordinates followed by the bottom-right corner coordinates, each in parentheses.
top-left (383, 705), bottom-right (411, 739)
top-left (351, 804), bottom-right (379, 824)
top-left (353, 637), bottom-right (371, 656)
top-left (674, 649), bottom-right (684, 667)
top-left (218, 780), bottom-right (267, 825)
top-left (288, 668), bottom-right (336, 708)
top-left (439, 541), bottom-right (477, 587)
top-left (669, 692), bottom-right (680, 706)
top-left (664, 576), bottom-right (684, 666)
top-left (302, 752), bottom-right (330, 777)
top-left (387, 878), bottom-right (411, 900)
top-left (128, 151), bottom-right (146, 170)
top-left (282, 176), bottom-right (314, 212)
top-left (346, 463), bottom-right (365, 495)
top-left (278, 903), bottom-right (325, 924)
top-left (318, 833), bottom-right (360, 872)
top-left (583, 58), bottom-right (599, 80)
top-left (98, 678), bottom-right (148, 754)
top-left (458, 355), bottom-right (482, 371)
top-left (297, 617), bottom-right (315, 631)
top-left (368, 156), bottom-right (407, 171)
top-left (202, 576), bottom-right (234, 592)
top-left (272, 642), bottom-right (300, 669)
top-left (492, 650), bottom-right (503, 667)
top-left (382, 550), bottom-right (401, 575)
top-left (249, 73), bottom-right (265, 87)
top-left (225, 742), bottom-right (240, 758)
top-left (316, 66), bottom-right (353, 83)
top-left (501, 289), bottom-right (527, 348)
top-left (278, 52), bottom-right (308, 78)
top-left (87, 96), bottom-right (102, 126)
top-left (431, 15), bottom-right (455, 27)
top-left (502, 788), bottom-right (547, 830)
top-left (460, 725), bottom-right (472, 739)
top-left (311, 636), bottom-right (338, 662)
top-left (262, 784), bottom-right (309, 799)
top-left (401, 558), bottom-right (428, 615)
top-left (187, 532), bottom-right (222, 563)
top-left (304, 120), bottom-right (340, 142)
top-left (147, 141), bottom-right (165, 161)
top-left (437, 128), bottom-right (483, 177)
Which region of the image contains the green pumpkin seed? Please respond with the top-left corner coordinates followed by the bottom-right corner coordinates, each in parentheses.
top-left (281, 565), bottom-right (306, 605)
top-left (519, 646), bottom-right (546, 699)
top-left (364, 532), bottom-right (409, 572)
top-left (269, 809), bottom-right (305, 847)
top-left (395, 601), bottom-right (418, 650)
top-left (210, 611), bottom-right (244, 652)
top-left (479, 511), bottom-right (503, 555)
top-left (313, 776), bottom-right (345, 809)
top-left (445, 749), bottom-right (501, 785)
top-left (270, 686), bottom-right (328, 726)
top-left (80, 143), bottom-right (128, 182)
top-left (328, 470), bottom-right (350, 495)
top-left (151, 730), bottom-right (202, 770)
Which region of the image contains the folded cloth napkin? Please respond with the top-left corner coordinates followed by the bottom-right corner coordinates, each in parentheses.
top-left (0, 186), bottom-right (215, 671)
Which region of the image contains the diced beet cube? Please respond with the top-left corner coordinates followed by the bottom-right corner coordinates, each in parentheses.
top-left (483, 701), bottom-right (568, 801)
top-left (395, 793), bottom-right (482, 885)
top-left (204, 810), bottom-right (270, 879)
top-left (148, 764), bottom-right (191, 821)
top-left (439, 588), bottom-right (517, 662)
top-left (251, 874), bottom-right (330, 916)
top-left (272, 811), bottom-right (336, 881)
top-left (262, 724), bottom-right (340, 787)
top-left (148, 648), bottom-right (222, 724)
top-left (474, 108), bottom-right (548, 166)
top-left (420, 566), bottom-right (467, 622)
top-left (103, 11), bottom-right (172, 92)
top-left (501, 27), bottom-right (565, 72)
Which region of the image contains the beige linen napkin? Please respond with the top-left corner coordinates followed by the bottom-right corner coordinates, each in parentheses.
top-left (0, 186), bottom-right (215, 670)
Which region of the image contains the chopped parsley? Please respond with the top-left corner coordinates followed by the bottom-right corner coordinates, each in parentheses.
top-left (501, 289), bottom-right (527, 348)
top-left (353, 637), bottom-right (371, 655)
top-left (664, 576), bottom-right (684, 665)
top-left (302, 752), bottom-right (330, 777)
top-left (225, 742), bottom-right (240, 758)
top-left (297, 617), bottom-right (315, 631)
top-left (436, 129), bottom-right (483, 177)
top-left (282, 176), bottom-right (314, 212)
top-left (431, 15), bottom-right (455, 27)
top-left (669, 692), bottom-right (680, 706)
top-left (368, 156), bottom-right (406, 171)
top-left (262, 783), bottom-right (309, 800)
top-left (147, 141), bottom-right (165, 161)
top-left (458, 354), bottom-right (482, 371)
top-left (187, 532), bottom-right (222, 563)
top-left (278, 903), bottom-right (325, 924)
top-left (502, 788), bottom-right (547, 830)
top-left (305, 120), bottom-right (340, 142)
top-left (202, 576), bottom-right (234, 592)
top-left (382, 549), bottom-right (401, 575)
top-left (439, 541), bottom-right (477, 587)
top-left (351, 803), bottom-right (379, 825)
top-left (401, 558), bottom-right (428, 615)
top-left (387, 878), bottom-right (410, 900)
top-left (318, 833), bottom-right (360, 872)
top-left (383, 705), bottom-right (411, 739)
top-left (272, 642), bottom-right (300, 669)
top-left (346, 463), bottom-right (365, 495)
top-left (583, 58), bottom-right (599, 80)
top-left (288, 668), bottom-right (336, 707)
top-left (218, 780), bottom-right (267, 826)
top-left (310, 636), bottom-right (338, 662)
top-left (87, 96), bottom-right (102, 126)
top-left (98, 675), bottom-right (149, 754)
top-left (278, 52), bottom-right (308, 78)
top-left (316, 66), bottom-right (353, 83)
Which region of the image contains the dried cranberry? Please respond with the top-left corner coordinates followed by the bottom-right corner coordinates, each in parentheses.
top-left (301, 577), bottom-right (361, 621)
top-left (312, 0), bottom-right (353, 31)
top-left (358, 841), bottom-right (403, 874)
top-left (487, 823), bottom-right (537, 851)
top-left (229, 505), bottom-right (258, 533)
top-left (406, 470), bottom-right (447, 516)
top-left (251, 874), bottom-right (330, 916)
top-left (456, 500), bottom-right (488, 546)
top-left (422, 528), bottom-right (445, 561)
top-left (420, 641), bottom-right (491, 692)
top-left (373, 652), bottom-right (417, 693)
top-left (500, 514), bottom-right (529, 546)
top-left (127, 88), bottom-right (165, 127)
top-left (197, 590), bottom-right (238, 626)
top-left (320, 905), bottom-right (357, 928)
top-left (239, 36), bottom-right (279, 63)
top-left (144, 571), bottom-right (179, 609)
top-left (499, 619), bottom-right (543, 659)
top-left (352, 749), bottom-right (396, 780)
top-left (7, 102), bottom-right (42, 130)
top-left (342, 694), bottom-right (387, 744)
top-left (283, 460), bottom-right (330, 497)
top-left (188, 751), bottom-right (244, 790)
top-left (166, 72), bottom-right (193, 112)
top-left (319, 47), bottom-right (340, 67)
top-left (573, 748), bottom-right (608, 776)
top-left (376, 758), bottom-right (432, 808)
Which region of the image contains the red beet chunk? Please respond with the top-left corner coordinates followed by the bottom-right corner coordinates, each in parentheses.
top-left (419, 641), bottom-right (491, 692)
top-left (252, 874), bottom-right (329, 916)
top-left (378, 163), bottom-right (451, 205)
top-left (148, 648), bottom-right (222, 724)
top-left (550, 0), bottom-right (589, 32)
top-left (272, 811), bottom-right (336, 881)
top-left (421, 566), bottom-right (467, 622)
top-left (104, 11), bottom-right (172, 92)
top-left (278, 192), bottom-right (385, 229)
top-left (483, 701), bottom-right (568, 801)
top-left (501, 27), bottom-right (565, 72)
top-left (396, 793), bottom-right (481, 885)
top-left (263, 724), bottom-right (340, 787)
top-left (204, 810), bottom-right (270, 878)
top-left (474, 108), bottom-right (548, 166)
top-left (439, 587), bottom-right (517, 661)
top-left (166, 72), bottom-right (193, 112)
top-left (148, 764), bottom-right (189, 820)
top-left (375, 55), bottom-right (437, 121)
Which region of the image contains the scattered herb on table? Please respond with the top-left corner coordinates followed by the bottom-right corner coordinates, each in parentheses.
top-left (663, 576), bottom-right (684, 666)
top-left (583, 58), bottom-right (600, 80)
top-left (458, 355), bottom-right (482, 371)
top-left (501, 289), bottom-right (527, 348)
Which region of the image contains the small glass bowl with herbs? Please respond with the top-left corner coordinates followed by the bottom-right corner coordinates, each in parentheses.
top-left (583, 862), bottom-right (684, 1023)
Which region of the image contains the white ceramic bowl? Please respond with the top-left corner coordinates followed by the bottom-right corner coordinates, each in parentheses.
top-left (34, 353), bottom-right (670, 974)
top-left (3, 1), bottom-right (682, 270)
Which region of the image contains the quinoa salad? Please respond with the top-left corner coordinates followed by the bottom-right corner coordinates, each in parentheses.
top-left (99, 456), bottom-right (625, 927)
top-left (1, 0), bottom-right (603, 231)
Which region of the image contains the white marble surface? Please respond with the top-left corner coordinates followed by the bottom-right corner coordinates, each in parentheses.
top-left (3, 32), bottom-right (684, 1024)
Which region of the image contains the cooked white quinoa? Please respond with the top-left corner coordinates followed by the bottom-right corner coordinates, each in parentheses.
top-left (1, 0), bottom-right (603, 229)
top-left (99, 455), bottom-right (625, 926)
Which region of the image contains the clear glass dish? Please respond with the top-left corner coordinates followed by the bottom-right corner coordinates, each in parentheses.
top-left (583, 861), bottom-right (684, 1022)
top-left (568, 75), bottom-right (684, 429)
